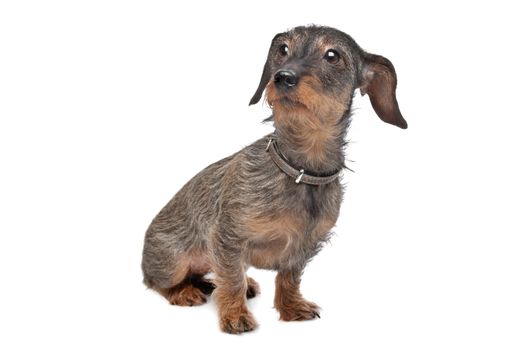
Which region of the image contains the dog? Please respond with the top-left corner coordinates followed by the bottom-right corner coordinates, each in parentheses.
top-left (142, 25), bottom-right (407, 334)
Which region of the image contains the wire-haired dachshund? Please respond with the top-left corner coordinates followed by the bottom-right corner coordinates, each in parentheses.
top-left (142, 25), bottom-right (407, 334)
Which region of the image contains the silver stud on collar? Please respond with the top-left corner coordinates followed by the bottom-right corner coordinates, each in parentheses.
top-left (265, 138), bottom-right (273, 151)
top-left (295, 169), bottom-right (305, 184)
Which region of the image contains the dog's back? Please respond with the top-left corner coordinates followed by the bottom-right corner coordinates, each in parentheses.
top-left (142, 153), bottom-right (233, 289)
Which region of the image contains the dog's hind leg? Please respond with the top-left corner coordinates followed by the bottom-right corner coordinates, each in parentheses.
top-left (155, 276), bottom-right (209, 307)
top-left (145, 252), bottom-right (213, 306)
top-left (142, 228), bottom-right (212, 306)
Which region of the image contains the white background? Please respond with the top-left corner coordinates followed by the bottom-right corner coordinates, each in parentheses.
top-left (1, 1), bottom-right (524, 349)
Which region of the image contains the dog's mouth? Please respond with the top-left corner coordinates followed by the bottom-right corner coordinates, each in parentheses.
top-left (265, 80), bottom-right (312, 112)
top-left (268, 95), bottom-right (308, 110)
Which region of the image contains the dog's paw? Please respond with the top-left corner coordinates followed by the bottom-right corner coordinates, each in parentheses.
top-left (167, 283), bottom-right (207, 307)
top-left (246, 277), bottom-right (261, 299)
top-left (220, 312), bottom-right (258, 334)
top-left (277, 299), bottom-right (321, 321)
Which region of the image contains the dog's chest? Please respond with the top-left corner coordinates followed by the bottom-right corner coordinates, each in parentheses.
top-left (245, 184), bottom-right (341, 270)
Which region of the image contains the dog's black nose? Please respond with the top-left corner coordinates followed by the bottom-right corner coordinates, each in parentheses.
top-left (274, 69), bottom-right (297, 88)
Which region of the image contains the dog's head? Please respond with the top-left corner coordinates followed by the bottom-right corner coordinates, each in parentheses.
top-left (249, 25), bottom-right (407, 129)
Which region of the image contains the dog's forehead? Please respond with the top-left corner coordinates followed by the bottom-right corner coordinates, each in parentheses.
top-left (280, 26), bottom-right (354, 52)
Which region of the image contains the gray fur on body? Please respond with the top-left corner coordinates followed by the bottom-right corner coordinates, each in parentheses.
top-left (142, 134), bottom-right (342, 289)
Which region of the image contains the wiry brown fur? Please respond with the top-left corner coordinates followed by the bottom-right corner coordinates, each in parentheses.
top-left (267, 74), bottom-right (350, 173)
top-left (142, 25), bottom-right (406, 334)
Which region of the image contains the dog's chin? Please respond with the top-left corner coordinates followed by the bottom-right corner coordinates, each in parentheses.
top-left (268, 96), bottom-right (309, 111)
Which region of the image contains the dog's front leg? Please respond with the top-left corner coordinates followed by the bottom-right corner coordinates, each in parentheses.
top-left (274, 269), bottom-right (321, 321)
top-left (211, 229), bottom-right (257, 334)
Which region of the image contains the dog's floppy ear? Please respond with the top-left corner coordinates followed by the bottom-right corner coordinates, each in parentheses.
top-left (250, 33), bottom-right (285, 106)
top-left (359, 53), bottom-right (407, 129)
top-left (249, 60), bottom-right (271, 106)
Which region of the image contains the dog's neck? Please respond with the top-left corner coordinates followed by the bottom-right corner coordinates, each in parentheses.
top-left (271, 106), bottom-right (349, 176)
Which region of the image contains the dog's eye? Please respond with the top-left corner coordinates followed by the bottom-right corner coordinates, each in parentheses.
top-left (278, 44), bottom-right (289, 56)
top-left (324, 49), bottom-right (340, 64)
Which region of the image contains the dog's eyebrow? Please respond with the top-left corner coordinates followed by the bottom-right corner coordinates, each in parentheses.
top-left (271, 33), bottom-right (286, 43)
